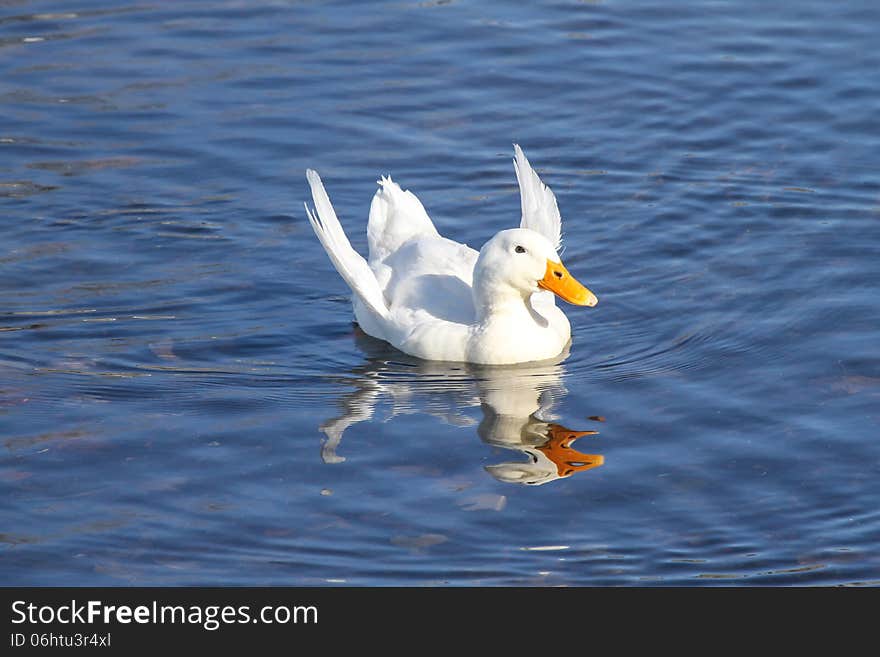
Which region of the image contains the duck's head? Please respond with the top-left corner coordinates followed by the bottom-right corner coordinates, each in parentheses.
top-left (475, 228), bottom-right (598, 308)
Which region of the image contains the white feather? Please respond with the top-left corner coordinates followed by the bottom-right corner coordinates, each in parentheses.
top-left (513, 143), bottom-right (563, 251)
top-left (367, 175), bottom-right (439, 265)
top-left (304, 169), bottom-right (389, 320)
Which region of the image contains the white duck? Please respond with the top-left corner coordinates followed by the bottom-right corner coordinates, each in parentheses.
top-left (304, 145), bottom-right (597, 365)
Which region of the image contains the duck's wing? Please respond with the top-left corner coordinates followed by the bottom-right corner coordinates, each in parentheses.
top-left (381, 236), bottom-right (478, 325)
top-left (305, 169), bottom-right (390, 321)
top-left (367, 176), bottom-right (440, 265)
top-left (513, 144), bottom-right (562, 251)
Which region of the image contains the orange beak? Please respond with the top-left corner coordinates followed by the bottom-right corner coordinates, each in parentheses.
top-left (538, 259), bottom-right (598, 306)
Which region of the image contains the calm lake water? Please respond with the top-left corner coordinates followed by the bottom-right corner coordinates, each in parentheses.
top-left (2, 0), bottom-right (878, 586)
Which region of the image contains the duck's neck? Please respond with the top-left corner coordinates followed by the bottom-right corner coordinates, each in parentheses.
top-left (472, 273), bottom-right (545, 327)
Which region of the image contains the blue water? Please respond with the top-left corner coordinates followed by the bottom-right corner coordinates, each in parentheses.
top-left (2, 0), bottom-right (879, 586)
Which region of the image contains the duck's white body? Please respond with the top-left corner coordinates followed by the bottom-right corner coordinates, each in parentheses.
top-left (305, 145), bottom-right (597, 365)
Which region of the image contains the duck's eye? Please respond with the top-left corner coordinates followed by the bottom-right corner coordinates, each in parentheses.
top-left (515, 245), bottom-right (526, 254)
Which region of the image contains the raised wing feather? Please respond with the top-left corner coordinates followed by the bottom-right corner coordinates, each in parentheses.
top-left (513, 144), bottom-right (562, 251)
top-left (305, 169), bottom-right (389, 320)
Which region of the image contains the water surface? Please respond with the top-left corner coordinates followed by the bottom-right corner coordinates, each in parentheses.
top-left (2, 0), bottom-right (879, 585)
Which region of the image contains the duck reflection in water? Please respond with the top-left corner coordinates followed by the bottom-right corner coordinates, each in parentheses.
top-left (319, 329), bottom-right (604, 486)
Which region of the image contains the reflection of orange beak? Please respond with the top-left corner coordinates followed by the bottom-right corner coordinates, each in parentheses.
top-left (538, 259), bottom-right (598, 306)
top-left (537, 423), bottom-right (603, 478)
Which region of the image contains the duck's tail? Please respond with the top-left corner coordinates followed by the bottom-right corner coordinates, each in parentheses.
top-left (366, 176), bottom-right (439, 264)
top-left (305, 170), bottom-right (390, 320)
